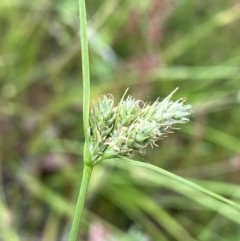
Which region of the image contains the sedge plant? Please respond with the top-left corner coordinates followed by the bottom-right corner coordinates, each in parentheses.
top-left (69, 0), bottom-right (240, 240)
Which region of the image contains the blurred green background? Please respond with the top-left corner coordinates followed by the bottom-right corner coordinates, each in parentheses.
top-left (1, 0), bottom-right (240, 240)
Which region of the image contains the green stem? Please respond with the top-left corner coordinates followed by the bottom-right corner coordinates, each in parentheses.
top-left (79, 0), bottom-right (90, 142)
top-left (119, 155), bottom-right (240, 212)
top-left (69, 165), bottom-right (93, 241)
top-left (69, 0), bottom-right (93, 240)
top-left (79, 0), bottom-right (92, 168)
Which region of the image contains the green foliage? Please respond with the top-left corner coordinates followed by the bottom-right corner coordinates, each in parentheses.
top-left (1, 0), bottom-right (240, 240)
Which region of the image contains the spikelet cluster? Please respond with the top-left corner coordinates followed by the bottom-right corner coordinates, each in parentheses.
top-left (89, 89), bottom-right (191, 163)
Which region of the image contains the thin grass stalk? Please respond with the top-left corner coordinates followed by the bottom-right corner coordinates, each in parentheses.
top-left (69, 0), bottom-right (93, 240)
top-left (118, 155), bottom-right (240, 212)
top-left (79, 0), bottom-right (90, 140)
top-left (69, 165), bottom-right (92, 241)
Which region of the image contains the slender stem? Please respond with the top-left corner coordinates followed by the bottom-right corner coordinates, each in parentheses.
top-left (69, 0), bottom-right (93, 240)
top-left (118, 155), bottom-right (240, 211)
top-left (79, 0), bottom-right (90, 142)
top-left (79, 0), bottom-right (91, 169)
top-left (69, 165), bottom-right (93, 241)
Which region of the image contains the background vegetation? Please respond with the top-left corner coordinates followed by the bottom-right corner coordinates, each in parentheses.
top-left (1, 0), bottom-right (240, 240)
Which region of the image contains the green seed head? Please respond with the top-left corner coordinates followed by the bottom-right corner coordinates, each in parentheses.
top-left (116, 96), bottom-right (141, 127)
top-left (89, 89), bottom-right (192, 163)
top-left (89, 94), bottom-right (116, 161)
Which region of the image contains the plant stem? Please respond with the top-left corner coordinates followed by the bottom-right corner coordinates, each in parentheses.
top-left (119, 155), bottom-right (240, 211)
top-left (78, 0), bottom-right (92, 167)
top-left (69, 0), bottom-right (92, 240)
top-left (69, 165), bottom-right (93, 241)
top-left (79, 0), bottom-right (91, 143)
